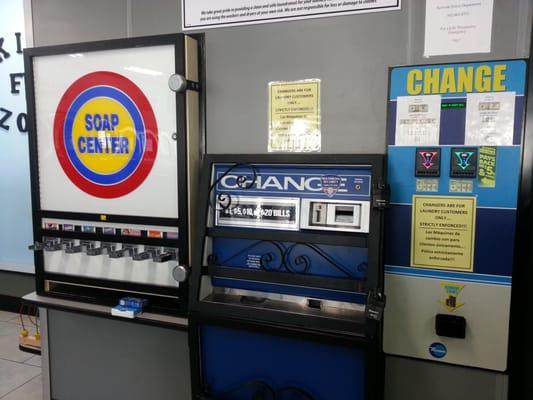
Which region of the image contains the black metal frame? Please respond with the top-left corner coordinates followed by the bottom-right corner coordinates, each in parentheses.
top-left (188, 153), bottom-right (387, 400)
top-left (23, 33), bottom-right (205, 314)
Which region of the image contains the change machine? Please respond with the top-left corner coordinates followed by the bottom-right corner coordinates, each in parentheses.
top-left (25, 34), bottom-right (203, 312)
top-left (384, 60), bottom-right (527, 371)
top-left (189, 154), bottom-right (389, 400)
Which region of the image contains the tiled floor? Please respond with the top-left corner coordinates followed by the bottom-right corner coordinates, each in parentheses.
top-left (0, 311), bottom-right (42, 400)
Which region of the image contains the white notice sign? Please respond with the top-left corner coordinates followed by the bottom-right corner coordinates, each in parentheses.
top-left (424, 0), bottom-right (494, 57)
top-left (465, 91), bottom-right (516, 145)
top-left (395, 95), bottom-right (441, 146)
top-left (182, 0), bottom-right (401, 30)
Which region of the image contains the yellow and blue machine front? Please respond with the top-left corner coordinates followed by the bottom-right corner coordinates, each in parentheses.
top-left (189, 154), bottom-right (388, 400)
top-left (383, 59), bottom-right (527, 371)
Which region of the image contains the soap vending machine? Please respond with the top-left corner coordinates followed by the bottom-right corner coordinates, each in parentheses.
top-left (189, 154), bottom-right (388, 400)
top-left (384, 60), bottom-right (527, 371)
top-left (25, 34), bottom-right (203, 313)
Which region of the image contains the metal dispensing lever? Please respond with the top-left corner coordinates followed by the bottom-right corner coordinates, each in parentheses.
top-left (87, 242), bottom-right (116, 256)
top-left (28, 237), bottom-right (63, 252)
top-left (152, 248), bottom-right (178, 263)
top-left (65, 240), bottom-right (93, 254)
top-left (132, 246), bottom-right (160, 261)
top-left (109, 245), bottom-right (137, 259)
top-left (28, 242), bottom-right (44, 251)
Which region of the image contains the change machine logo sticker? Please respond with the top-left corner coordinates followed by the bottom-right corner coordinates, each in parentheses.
top-left (53, 71), bottom-right (158, 198)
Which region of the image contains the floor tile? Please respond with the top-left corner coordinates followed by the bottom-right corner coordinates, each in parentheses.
top-left (24, 355), bottom-right (41, 367)
top-left (0, 312), bottom-right (18, 323)
top-left (0, 359), bottom-right (40, 397)
top-left (0, 322), bottom-right (34, 363)
top-left (0, 374), bottom-right (42, 400)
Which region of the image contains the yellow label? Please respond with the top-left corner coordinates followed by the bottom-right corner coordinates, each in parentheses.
top-left (100, 214), bottom-right (107, 221)
top-left (72, 97), bottom-right (136, 174)
top-left (411, 195), bottom-right (476, 271)
top-left (268, 80), bottom-right (320, 152)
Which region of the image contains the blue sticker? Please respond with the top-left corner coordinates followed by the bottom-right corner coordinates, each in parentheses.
top-left (429, 342), bottom-right (447, 359)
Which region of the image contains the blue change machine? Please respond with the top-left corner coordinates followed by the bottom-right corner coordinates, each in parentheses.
top-left (384, 59), bottom-right (528, 373)
top-left (189, 154), bottom-right (389, 400)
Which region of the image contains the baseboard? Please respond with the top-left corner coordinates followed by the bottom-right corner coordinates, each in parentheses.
top-left (0, 294), bottom-right (23, 313)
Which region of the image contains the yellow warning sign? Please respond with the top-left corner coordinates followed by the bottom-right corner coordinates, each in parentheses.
top-left (411, 195), bottom-right (476, 271)
top-left (268, 79), bottom-right (321, 152)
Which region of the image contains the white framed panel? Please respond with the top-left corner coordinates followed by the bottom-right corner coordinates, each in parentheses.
top-left (44, 246), bottom-right (178, 288)
top-left (383, 273), bottom-right (511, 371)
top-left (33, 44), bottom-right (179, 218)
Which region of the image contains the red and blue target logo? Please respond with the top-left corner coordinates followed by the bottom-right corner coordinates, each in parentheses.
top-left (53, 71), bottom-right (158, 198)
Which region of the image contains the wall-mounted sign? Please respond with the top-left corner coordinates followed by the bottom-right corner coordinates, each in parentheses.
top-left (268, 79), bottom-right (321, 152)
top-left (411, 195), bottom-right (476, 272)
top-left (182, 0), bottom-right (400, 30)
top-left (424, 0), bottom-right (494, 57)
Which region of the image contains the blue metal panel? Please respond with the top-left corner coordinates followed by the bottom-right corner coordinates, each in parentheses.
top-left (200, 324), bottom-right (366, 400)
top-left (385, 204), bottom-right (516, 277)
top-left (211, 238), bottom-right (368, 302)
top-left (388, 146), bottom-right (521, 208)
top-left (214, 164), bottom-right (372, 201)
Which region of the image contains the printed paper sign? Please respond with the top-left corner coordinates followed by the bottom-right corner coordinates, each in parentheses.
top-left (268, 79), bottom-right (321, 152)
top-left (465, 91), bottom-right (515, 145)
top-left (395, 95), bottom-right (441, 146)
top-left (182, 0), bottom-right (401, 30)
top-left (424, 0), bottom-right (494, 57)
top-left (411, 195), bottom-right (476, 271)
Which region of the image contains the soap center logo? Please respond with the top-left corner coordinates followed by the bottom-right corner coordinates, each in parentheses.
top-left (53, 71), bottom-right (158, 198)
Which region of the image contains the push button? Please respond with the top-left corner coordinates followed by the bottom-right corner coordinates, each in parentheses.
top-left (415, 148), bottom-right (441, 177)
top-left (450, 147), bottom-right (478, 178)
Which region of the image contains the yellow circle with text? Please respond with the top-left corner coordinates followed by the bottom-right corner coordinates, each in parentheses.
top-left (71, 97), bottom-right (136, 175)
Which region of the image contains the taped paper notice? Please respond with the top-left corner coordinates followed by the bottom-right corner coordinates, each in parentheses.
top-left (465, 91), bottom-right (515, 145)
top-left (395, 95), bottom-right (441, 146)
top-left (424, 0), bottom-right (494, 57)
top-left (268, 79), bottom-right (321, 152)
top-left (411, 195), bottom-right (476, 271)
